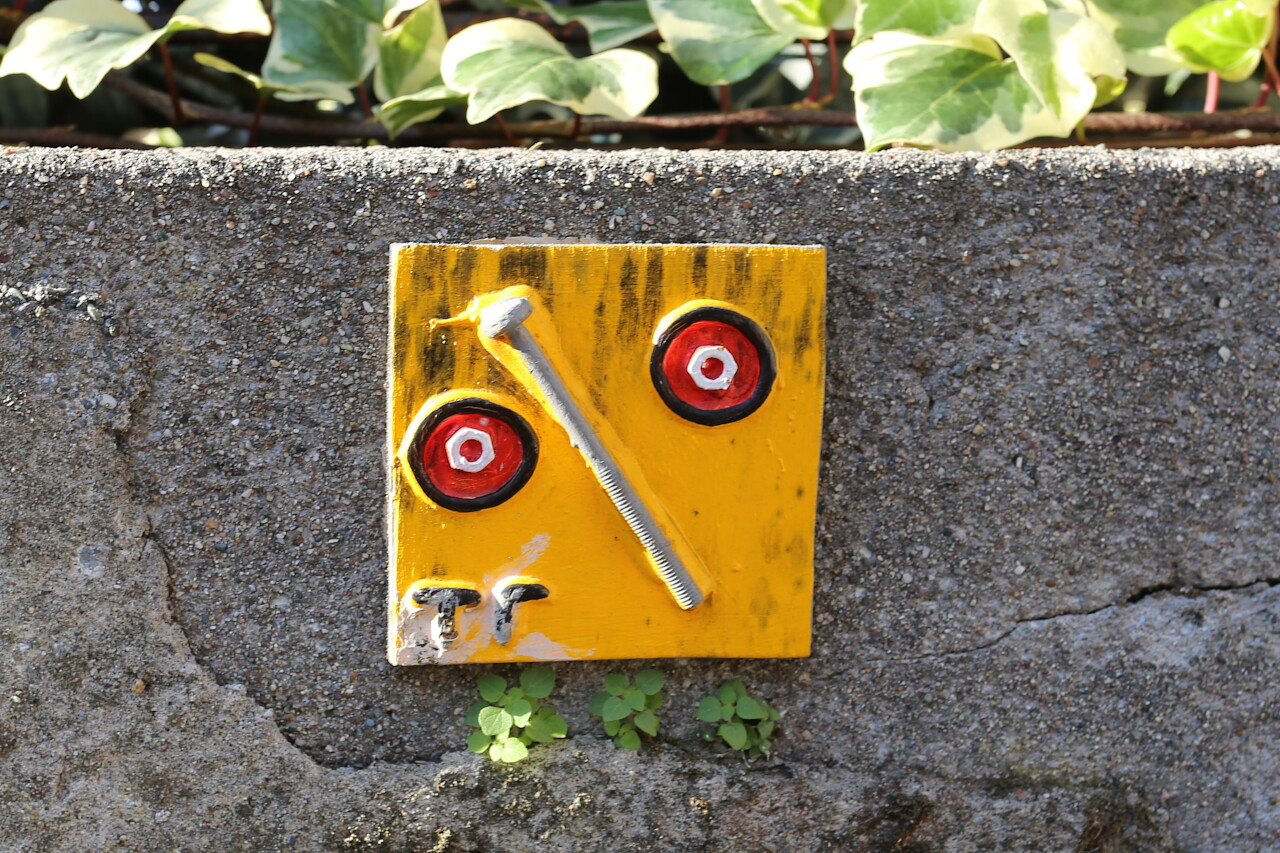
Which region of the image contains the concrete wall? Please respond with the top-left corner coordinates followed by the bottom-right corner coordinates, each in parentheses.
top-left (1, 146), bottom-right (1277, 851)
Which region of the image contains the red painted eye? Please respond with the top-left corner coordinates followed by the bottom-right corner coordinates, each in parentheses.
top-left (651, 307), bottom-right (775, 425)
top-left (408, 399), bottom-right (537, 511)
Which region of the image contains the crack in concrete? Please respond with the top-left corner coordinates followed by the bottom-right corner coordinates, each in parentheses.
top-left (862, 575), bottom-right (1280, 668)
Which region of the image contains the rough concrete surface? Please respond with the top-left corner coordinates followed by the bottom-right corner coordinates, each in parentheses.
top-left (0, 145), bottom-right (1278, 851)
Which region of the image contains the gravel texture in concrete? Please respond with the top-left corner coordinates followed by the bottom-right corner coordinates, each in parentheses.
top-left (1, 146), bottom-right (1278, 851)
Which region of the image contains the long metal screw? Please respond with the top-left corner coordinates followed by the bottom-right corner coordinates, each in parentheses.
top-left (478, 296), bottom-right (705, 609)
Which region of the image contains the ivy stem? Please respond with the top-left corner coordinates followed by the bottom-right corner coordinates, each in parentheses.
top-left (570, 113), bottom-right (582, 140)
top-left (494, 112), bottom-right (518, 146)
top-left (157, 43), bottom-right (184, 125)
top-left (103, 72), bottom-right (1280, 145)
top-left (711, 85), bottom-right (731, 146)
top-left (356, 83), bottom-right (373, 119)
top-left (13, 0), bottom-right (27, 12)
top-left (247, 91), bottom-right (267, 147)
top-left (1259, 12), bottom-right (1280, 106)
top-left (800, 40), bottom-right (821, 103)
top-left (826, 29), bottom-right (840, 103)
top-left (1204, 72), bottom-right (1221, 114)
top-left (1252, 79), bottom-right (1272, 109)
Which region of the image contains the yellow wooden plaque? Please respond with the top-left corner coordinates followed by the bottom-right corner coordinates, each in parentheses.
top-left (388, 243), bottom-right (825, 664)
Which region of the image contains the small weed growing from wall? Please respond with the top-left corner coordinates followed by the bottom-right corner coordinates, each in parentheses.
top-left (465, 667), bottom-right (566, 763)
top-left (697, 679), bottom-right (779, 757)
top-left (588, 669), bottom-right (665, 750)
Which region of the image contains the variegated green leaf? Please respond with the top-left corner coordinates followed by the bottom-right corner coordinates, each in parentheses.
top-left (1083, 0), bottom-right (1207, 76)
top-left (846, 32), bottom-right (1064, 151)
top-left (974, 0), bottom-right (1124, 137)
top-left (328, 0), bottom-right (387, 24)
top-left (195, 52), bottom-right (320, 98)
top-left (383, 0), bottom-right (430, 26)
top-left (648, 0), bottom-right (794, 85)
top-left (564, 2), bottom-right (657, 52)
top-left (853, 0), bottom-right (983, 44)
top-left (0, 0), bottom-right (157, 97)
top-left (1167, 0), bottom-right (1276, 82)
top-left (165, 0), bottom-right (271, 36)
top-left (377, 84), bottom-right (465, 137)
top-left (0, 0), bottom-right (268, 98)
top-left (441, 18), bottom-right (658, 123)
top-left (511, 0), bottom-right (656, 52)
top-left (375, 0), bottom-right (447, 101)
top-left (751, 0), bottom-right (854, 40)
top-left (263, 0), bottom-right (380, 104)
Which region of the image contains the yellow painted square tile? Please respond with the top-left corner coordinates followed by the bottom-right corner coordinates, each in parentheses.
top-left (388, 243), bottom-right (825, 664)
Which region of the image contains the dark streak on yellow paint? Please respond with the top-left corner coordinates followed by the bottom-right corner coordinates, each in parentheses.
top-left (690, 246), bottom-right (709, 291)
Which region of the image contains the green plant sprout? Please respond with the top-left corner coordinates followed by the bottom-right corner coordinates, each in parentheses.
top-left (588, 669), bottom-right (665, 750)
top-left (465, 666), bottom-right (567, 764)
top-left (696, 678), bottom-right (780, 757)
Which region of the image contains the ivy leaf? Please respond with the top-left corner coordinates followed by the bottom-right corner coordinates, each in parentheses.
top-left (1083, 0), bottom-right (1205, 76)
top-left (328, 0), bottom-right (386, 23)
top-left (752, 0), bottom-right (854, 40)
top-left (383, 0), bottom-right (429, 27)
top-left (602, 696), bottom-right (631, 722)
top-left (645, 691), bottom-right (664, 710)
top-left (467, 731), bottom-right (492, 753)
top-left (758, 719), bottom-right (776, 738)
top-left (648, 0), bottom-right (794, 85)
top-left (566, 1), bottom-right (658, 51)
top-left (512, 0), bottom-right (656, 52)
top-left (634, 669), bottom-right (665, 696)
top-left (477, 674), bottom-right (507, 703)
top-left (263, 0), bottom-right (380, 104)
top-left (696, 697), bottom-right (722, 723)
top-left (604, 718), bottom-right (622, 736)
top-left (546, 713), bottom-right (568, 738)
top-left (376, 0), bottom-right (447, 101)
top-left (588, 691), bottom-right (611, 717)
top-left (165, 0), bottom-right (271, 36)
top-left (736, 696), bottom-right (769, 720)
top-left (478, 706), bottom-right (513, 737)
top-left (974, 0), bottom-right (1125, 137)
top-left (1167, 0), bottom-right (1276, 82)
top-left (442, 18), bottom-right (658, 124)
top-left (519, 666), bottom-right (556, 699)
top-left (853, 0), bottom-right (982, 44)
top-left (0, 0), bottom-right (269, 98)
top-left (194, 53), bottom-right (314, 99)
top-left (718, 721), bottom-right (749, 750)
top-left (616, 728), bottom-right (643, 750)
top-left (493, 737), bottom-right (529, 763)
top-left (603, 674), bottom-right (629, 696)
top-left (379, 87), bottom-right (469, 136)
top-left (633, 709), bottom-right (660, 736)
top-left (720, 703), bottom-right (737, 722)
top-left (846, 32), bottom-right (1065, 151)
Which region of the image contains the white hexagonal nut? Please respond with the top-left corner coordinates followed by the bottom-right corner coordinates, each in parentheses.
top-left (445, 426), bottom-right (495, 473)
top-left (687, 345), bottom-right (737, 391)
